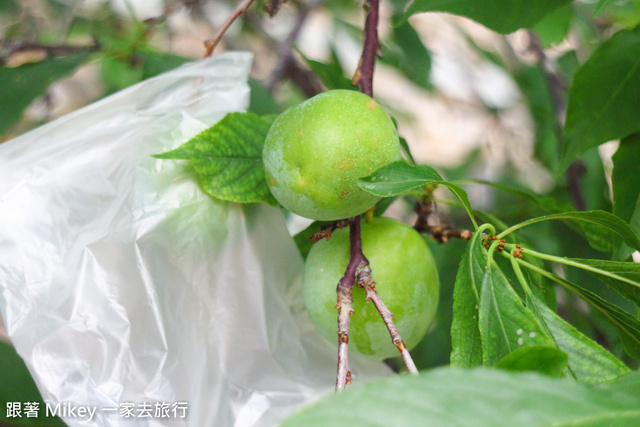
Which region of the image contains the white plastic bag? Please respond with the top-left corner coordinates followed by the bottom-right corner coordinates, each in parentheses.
top-left (0, 52), bottom-right (390, 427)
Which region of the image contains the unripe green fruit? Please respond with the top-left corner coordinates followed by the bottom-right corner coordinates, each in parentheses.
top-left (303, 217), bottom-right (439, 360)
top-left (262, 90), bottom-right (402, 221)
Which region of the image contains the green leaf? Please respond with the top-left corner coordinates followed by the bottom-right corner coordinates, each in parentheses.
top-left (0, 0), bottom-right (18, 13)
top-left (249, 79), bottom-right (280, 115)
top-left (594, 0), bottom-right (619, 17)
top-left (549, 411), bottom-right (640, 426)
top-left (0, 341), bottom-right (66, 426)
top-left (612, 133), bottom-right (640, 224)
top-left (152, 112), bottom-right (277, 204)
top-left (498, 210), bottom-right (640, 254)
top-left (138, 50), bottom-right (190, 79)
top-left (533, 295), bottom-right (630, 384)
top-left (513, 65), bottom-right (560, 173)
top-left (537, 265), bottom-right (640, 359)
top-left (597, 371), bottom-right (640, 399)
top-left (450, 231), bottom-right (487, 367)
top-left (101, 56), bottom-right (145, 93)
top-left (280, 368), bottom-right (640, 427)
top-left (0, 53), bottom-right (90, 134)
top-left (496, 345), bottom-right (568, 377)
top-left (478, 264), bottom-right (555, 366)
top-left (561, 28), bottom-right (640, 171)
top-left (565, 257), bottom-right (640, 307)
top-left (398, 0), bottom-right (573, 34)
top-left (458, 179), bottom-right (575, 214)
top-left (358, 161), bottom-right (477, 228)
top-left (297, 47), bottom-right (355, 91)
top-left (398, 135), bottom-right (415, 165)
top-left (380, 17), bottom-right (432, 90)
top-left (531, 4), bottom-right (574, 48)
top-left (372, 197), bottom-right (397, 217)
top-left (612, 133), bottom-right (640, 260)
top-left (572, 283), bottom-right (640, 359)
top-left (101, 50), bottom-right (190, 93)
top-left (390, 117), bottom-right (416, 164)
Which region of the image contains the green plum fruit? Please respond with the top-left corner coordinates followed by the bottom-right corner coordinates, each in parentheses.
top-left (302, 217), bottom-right (439, 360)
top-left (262, 89), bottom-right (402, 221)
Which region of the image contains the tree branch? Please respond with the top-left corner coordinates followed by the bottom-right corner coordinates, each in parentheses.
top-left (203, 0), bottom-right (256, 58)
top-left (335, 0), bottom-right (382, 391)
top-left (356, 261), bottom-right (419, 375)
top-left (246, 0), bottom-right (325, 97)
top-left (413, 198), bottom-right (472, 243)
top-left (335, 0), bottom-right (421, 390)
top-left (263, 0), bottom-right (286, 17)
top-left (270, 2), bottom-right (310, 78)
top-left (352, 0), bottom-right (380, 97)
top-left (0, 40), bottom-right (98, 62)
top-left (335, 217), bottom-right (365, 392)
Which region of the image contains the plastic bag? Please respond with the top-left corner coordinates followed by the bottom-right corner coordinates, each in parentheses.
top-left (0, 52), bottom-right (390, 427)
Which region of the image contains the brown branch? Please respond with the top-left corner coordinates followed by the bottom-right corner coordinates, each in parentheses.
top-left (335, 216), bottom-right (366, 392)
top-left (428, 226), bottom-right (473, 243)
top-left (337, 0), bottom-right (422, 389)
top-left (263, 0), bottom-right (286, 17)
top-left (527, 32), bottom-right (586, 211)
top-left (413, 199), bottom-right (472, 243)
top-left (265, 0), bottom-right (325, 97)
top-left (203, 0), bottom-right (256, 58)
top-left (311, 219), bottom-right (351, 243)
top-left (356, 261), bottom-right (419, 375)
top-left (352, 0), bottom-right (380, 97)
top-left (277, 54), bottom-right (324, 98)
top-left (0, 40), bottom-right (98, 61)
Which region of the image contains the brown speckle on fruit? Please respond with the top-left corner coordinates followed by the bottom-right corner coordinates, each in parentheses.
top-left (262, 89), bottom-right (401, 220)
top-left (336, 159), bottom-right (355, 171)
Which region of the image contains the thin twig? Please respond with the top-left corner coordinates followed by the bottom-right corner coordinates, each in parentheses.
top-left (311, 219), bottom-right (351, 243)
top-left (0, 40), bottom-right (98, 61)
top-left (527, 32), bottom-right (586, 211)
top-left (335, 217), bottom-right (366, 392)
top-left (413, 199), bottom-right (472, 242)
top-left (265, 0), bottom-right (325, 96)
top-left (428, 226), bottom-right (473, 243)
top-left (203, 0), bottom-right (256, 58)
top-left (352, 0), bottom-right (380, 97)
top-left (356, 261), bottom-right (419, 375)
top-left (263, 0), bottom-right (286, 17)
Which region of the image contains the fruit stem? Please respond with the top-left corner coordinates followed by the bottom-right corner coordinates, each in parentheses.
top-left (356, 261), bottom-right (419, 375)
